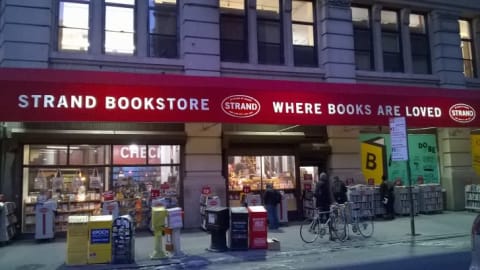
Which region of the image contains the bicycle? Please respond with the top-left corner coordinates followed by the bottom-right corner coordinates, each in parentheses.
top-left (300, 204), bottom-right (347, 243)
top-left (345, 202), bottom-right (374, 238)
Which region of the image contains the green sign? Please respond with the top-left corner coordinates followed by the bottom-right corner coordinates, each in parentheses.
top-left (360, 134), bottom-right (439, 184)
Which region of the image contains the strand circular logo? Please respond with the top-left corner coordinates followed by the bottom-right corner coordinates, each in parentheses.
top-left (221, 95), bottom-right (261, 118)
top-left (449, 103), bottom-right (476, 123)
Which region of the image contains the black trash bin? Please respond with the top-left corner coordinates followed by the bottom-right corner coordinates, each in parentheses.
top-left (229, 207), bottom-right (249, 250)
top-left (112, 215), bottom-right (135, 264)
top-left (206, 206), bottom-right (229, 252)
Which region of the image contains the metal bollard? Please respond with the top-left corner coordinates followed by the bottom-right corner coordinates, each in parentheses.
top-left (470, 214), bottom-right (480, 270)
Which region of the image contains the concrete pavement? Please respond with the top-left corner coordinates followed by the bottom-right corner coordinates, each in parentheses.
top-left (0, 211), bottom-right (477, 270)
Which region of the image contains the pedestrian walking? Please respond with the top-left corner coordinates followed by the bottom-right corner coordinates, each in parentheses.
top-left (314, 172), bottom-right (335, 240)
top-left (263, 183), bottom-right (281, 230)
top-left (380, 175), bottom-right (395, 220)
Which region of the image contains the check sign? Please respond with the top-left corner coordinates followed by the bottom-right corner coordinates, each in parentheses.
top-left (390, 117), bottom-right (409, 161)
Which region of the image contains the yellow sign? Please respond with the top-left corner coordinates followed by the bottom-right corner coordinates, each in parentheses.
top-left (472, 134), bottom-right (480, 176)
top-left (361, 137), bottom-right (386, 185)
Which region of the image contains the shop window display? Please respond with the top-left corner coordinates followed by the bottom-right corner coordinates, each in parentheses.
top-left (22, 144), bottom-right (181, 233)
top-left (112, 145), bottom-right (180, 230)
top-left (228, 155), bottom-right (296, 210)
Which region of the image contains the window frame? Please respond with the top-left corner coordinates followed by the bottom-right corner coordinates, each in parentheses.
top-left (381, 9), bottom-right (404, 73)
top-left (57, 0), bottom-right (91, 52)
top-left (351, 5), bottom-right (373, 71)
top-left (148, 0), bottom-right (179, 58)
top-left (459, 19), bottom-right (476, 78)
top-left (409, 12), bottom-right (431, 74)
top-left (257, 0), bottom-right (284, 65)
top-left (103, 0), bottom-right (136, 55)
top-left (220, 0), bottom-right (248, 63)
top-left (291, 0), bottom-right (317, 67)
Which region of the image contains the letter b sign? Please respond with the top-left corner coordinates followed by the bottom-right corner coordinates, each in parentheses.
top-left (366, 153), bottom-right (376, 170)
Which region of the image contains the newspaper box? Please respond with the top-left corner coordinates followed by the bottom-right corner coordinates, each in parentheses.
top-left (248, 206), bottom-right (267, 249)
top-left (88, 215), bottom-right (113, 264)
top-left (205, 206), bottom-right (229, 252)
top-left (112, 215), bottom-right (135, 264)
top-left (66, 216), bottom-right (89, 265)
top-left (229, 207), bottom-right (249, 250)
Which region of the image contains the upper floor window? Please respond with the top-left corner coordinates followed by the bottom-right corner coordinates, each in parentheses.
top-left (220, 0), bottom-right (247, 62)
top-left (459, 19), bottom-right (475, 78)
top-left (292, 0), bottom-right (316, 67)
top-left (410, 13), bottom-right (431, 74)
top-left (104, 0), bottom-right (135, 54)
top-left (58, 0), bottom-right (90, 51)
top-left (381, 10), bottom-right (403, 72)
top-left (257, 0), bottom-right (283, 65)
top-left (351, 6), bottom-right (372, 70)
top-left (149, 0), bottom-right (178, 58)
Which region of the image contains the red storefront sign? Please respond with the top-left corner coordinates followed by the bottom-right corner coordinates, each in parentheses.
top-left (1, 68), bottom-right (480, 127)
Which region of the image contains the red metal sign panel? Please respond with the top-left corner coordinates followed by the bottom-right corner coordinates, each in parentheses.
top-left (1, 68), bottom-right (480, 127)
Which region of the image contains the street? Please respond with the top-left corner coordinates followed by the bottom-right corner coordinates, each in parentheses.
top-left (151, 234), bottom-right (472, 270)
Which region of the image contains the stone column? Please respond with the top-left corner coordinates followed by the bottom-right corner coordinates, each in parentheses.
top-left (326, 126), bottom-right (364, 183)
top-left (400, 8), bottom-right (412, 73)
top-left (371, 4), bottom-right (383, 72)
top-left (283, 0), bottom-right (294, 66)
top-left (319, 0), bottom-right (356, 82)
top-left (430, 10), bottom-right (466, 88)
top-left (182, 0), bottom-right (221, 76)
top-left (183, 123), bottom-right (225, 228)
top-left (437, 128), bottom-right (476, 210)
top-left (248, 0), bottom-right (258, 64)
top-left (0, 0), bottom-right (51, 67)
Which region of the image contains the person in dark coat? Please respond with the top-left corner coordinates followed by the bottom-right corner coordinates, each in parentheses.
top-left (314, 172), bottom-right (334, 240)
top-left (263, 183), bottom-right (281, 230)
top-left (332, 176), bottom-right (348, 204)
top-left (380, 175), bottom-right (395, 220)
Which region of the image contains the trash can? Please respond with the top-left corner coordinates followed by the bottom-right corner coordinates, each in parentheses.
top-left (112, 215), bottom-right (135, 264)
top-left (248, 206), bottom-right (267, 249)
top-left (229, 207), bottom-right (249, 250)
top-left (206, 206), bottom-right (229, 252)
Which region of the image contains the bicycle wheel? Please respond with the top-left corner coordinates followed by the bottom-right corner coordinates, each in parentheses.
top-left (357, 210), bottom-right (374, 238)
top-left (300, 218), bottom-right (320, 243)
top-left (331, 210), bottom-right (348, 242)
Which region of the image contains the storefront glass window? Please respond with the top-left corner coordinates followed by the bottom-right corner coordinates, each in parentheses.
top-left (147, 145), bottom-right (180, 164)
top-left (69, 145), bottom-right (109, 165)
top-left (22, 143), bottom-right (181, 233)
top-left (228, 155), bottom-right (296, 207)
top-left (26, 145), bottom-right (68, 166)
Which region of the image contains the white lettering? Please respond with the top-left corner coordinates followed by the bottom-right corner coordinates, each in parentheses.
top-left (18, 95), bottom-right (29, 108)
top-left (106, 96), bottom-right (116, 109)
top-left (118, 97), bottom-right (129, 110)
top-left (131, 97), bottom-right (142, 110)
top-left (120, 147), bottom-right (129, 158)
top-left (71, 95), bottom-right (82, 108)
top-left (57, 95), bottom-right (68, 108)
top-left (85, 96), bottom-right (96, 108)
top-left (177, 98), bottom-right (187, 111)
top-left (272, 102), bottom-right (322, 114)
top-left (406, 106), bottom-right (442, 117)
top-left (31, 95), bottom-right (42, 108)
top-left (44, 95), bottom-right (55, 108)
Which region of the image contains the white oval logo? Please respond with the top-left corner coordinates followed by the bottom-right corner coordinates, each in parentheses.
top-left (221, 95), bottom-right (261, 118)
top-left (449, 103), bottom-right (476, 123)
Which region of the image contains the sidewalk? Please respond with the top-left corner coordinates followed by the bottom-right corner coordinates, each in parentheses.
top-left (0, 211), bottom-right (477, 270)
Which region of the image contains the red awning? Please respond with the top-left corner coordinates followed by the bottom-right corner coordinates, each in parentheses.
top-left (0, 67), bottom-right (478, 127)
